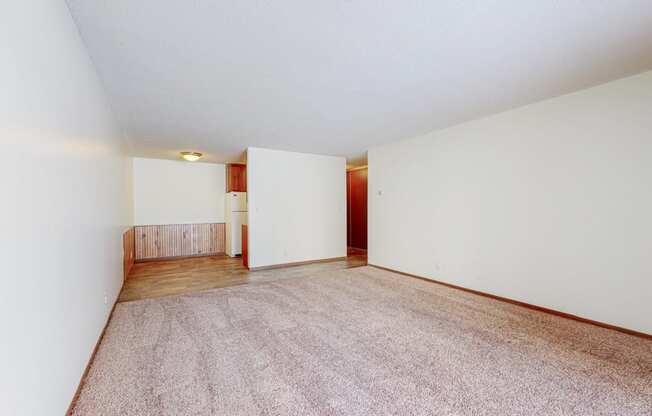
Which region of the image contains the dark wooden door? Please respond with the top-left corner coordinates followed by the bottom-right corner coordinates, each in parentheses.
top-left (347, 168), bottom-right (367, 250)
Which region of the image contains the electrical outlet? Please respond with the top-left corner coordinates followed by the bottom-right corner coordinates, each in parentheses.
top-left (103, 295), bottom-right (108, 305)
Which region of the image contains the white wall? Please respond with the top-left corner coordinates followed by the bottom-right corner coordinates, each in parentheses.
top-left (0, 1), bottom-right (132, 415)
top-left (369, 71), bottom-right (652, 335)
top-left (133, 158), bottom-right (225, 225)
top-left (247, 147), bottom-right (346, 268)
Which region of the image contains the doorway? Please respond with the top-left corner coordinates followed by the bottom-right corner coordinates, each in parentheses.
top-left (346, 166), bottom-right (367, 251)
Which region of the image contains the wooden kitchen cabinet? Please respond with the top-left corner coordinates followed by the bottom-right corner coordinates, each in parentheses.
top-left (226, 163), bottom-right (247, 192)
top-left (242, 224), bottom-right (248, 269)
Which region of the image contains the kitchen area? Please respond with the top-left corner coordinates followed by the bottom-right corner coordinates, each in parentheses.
top-left (120, 149), bottom-right (365, 302)
top-left (224, 163), bottom-right (248, 267)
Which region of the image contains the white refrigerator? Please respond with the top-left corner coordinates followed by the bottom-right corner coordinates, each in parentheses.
top-left (225, 192), bottom-right (247, 257)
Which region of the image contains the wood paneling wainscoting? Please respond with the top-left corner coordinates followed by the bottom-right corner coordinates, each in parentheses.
top-left (122, 227), bottom-right (135, 279)
top-left (134, 223), bottom-right (225, 261)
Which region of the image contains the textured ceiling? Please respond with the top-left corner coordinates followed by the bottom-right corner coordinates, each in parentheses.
top-left (66, 1), bottom-right (652, 164)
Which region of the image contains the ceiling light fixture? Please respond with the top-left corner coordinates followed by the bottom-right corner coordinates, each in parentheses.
top-left (180, 151), bottom-right (203, 162)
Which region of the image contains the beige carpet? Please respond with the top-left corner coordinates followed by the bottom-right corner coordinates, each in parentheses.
top-left (72, 266), bottom-right (652, 415)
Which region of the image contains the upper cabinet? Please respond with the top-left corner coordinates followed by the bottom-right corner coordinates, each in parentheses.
top-left (226, 163), bottom-right (247, 192)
